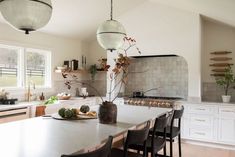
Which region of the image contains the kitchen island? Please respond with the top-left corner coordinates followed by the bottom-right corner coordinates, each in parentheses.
top-left (0, 105), bottom-right (170, 157)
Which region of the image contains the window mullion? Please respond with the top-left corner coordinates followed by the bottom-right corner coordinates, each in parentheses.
top-left (18, 48), bottom-right (24, 88)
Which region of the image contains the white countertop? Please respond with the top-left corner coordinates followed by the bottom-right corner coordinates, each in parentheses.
top-left (0, 97), bottom-right (99, 111)
top-left (0, 105), bottom-right (170, 157)
top-left (0, 101), bottom-right (42, 111)
top-left (176, 100), bottom-right (235, 107)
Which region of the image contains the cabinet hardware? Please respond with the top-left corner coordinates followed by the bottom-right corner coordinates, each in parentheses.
top-left (195, 108), bottom-right (206, 111)
top-left (195, 132), bottom-right (206, 136)
top-left (221, 110), bottom-right (235, 113)
top-left (195, 119), bottom-right (206, 122)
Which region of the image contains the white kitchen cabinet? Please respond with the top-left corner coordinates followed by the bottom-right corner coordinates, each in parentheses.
top-left (217, 106), bottom-right (235, 144)
top-left (182, 104), bottom-right (217, 141)
top-left (181, 102), bottom-right (235, 147)
top-left (218, 118), bottom-right (235, 143)
top-left (0, 107), bottom-right (30, 124)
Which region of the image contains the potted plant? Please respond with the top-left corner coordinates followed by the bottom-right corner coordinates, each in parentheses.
top-left (216, 66), bottom-right (235, 103)
top-left (36, 96), bottom-right (58, 117)
top-left (89, 64), bottom-right (97, 82)
top-left (62, 37), bottom-right (140, 124)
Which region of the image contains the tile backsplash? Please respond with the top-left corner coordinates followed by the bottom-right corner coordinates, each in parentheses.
top-left (125, 56), bottom-right (188, 99)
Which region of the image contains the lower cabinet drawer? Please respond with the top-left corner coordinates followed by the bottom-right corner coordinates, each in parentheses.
top-left (190, 115), bottom-right (212, 126)
top-left (189, 128), bottom-right (213, 140)
top-left (219, 107), bottom-right (235, 117)
top-left (0, 107), bottom-right (30, 124)
top-left (188, 105), bottom-right (216, 115)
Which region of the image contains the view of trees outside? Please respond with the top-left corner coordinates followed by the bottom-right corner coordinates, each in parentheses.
top-left (0, 47), bottom-right (18, 87)
top-left (0, 47), bottom-right (46, 87)
top-left (26, 51), bottom-right (45, 86)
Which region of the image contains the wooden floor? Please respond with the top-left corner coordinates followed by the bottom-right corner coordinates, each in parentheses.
top-left (158, 142), bottom-right (235, 157)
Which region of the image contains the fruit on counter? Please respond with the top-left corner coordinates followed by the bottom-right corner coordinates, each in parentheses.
top-left (80, 105), bottom-right (90, 113)
top-left (58, 108), bottom-right (66, 117)
top-left (71, 108), bottom-right (77, 115)
top-left (64, 109), bottom-right (74, 118)
top-left (58, 108), bottom-right (77, 119)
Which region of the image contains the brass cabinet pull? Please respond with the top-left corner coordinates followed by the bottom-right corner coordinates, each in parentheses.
top-left (195, 132), bottom-right (206, 136)
top-left (195, 119), bottom-right (206, 122)
top-left (195, 108), bottom-right (206, 111)
top-left (221, 110), bottom-right (235, 113)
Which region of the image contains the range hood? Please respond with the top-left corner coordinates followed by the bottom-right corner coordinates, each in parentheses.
top-left (132, 54), bottom-right (178, 58)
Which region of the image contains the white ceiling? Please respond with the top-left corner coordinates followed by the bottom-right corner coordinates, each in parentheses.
top-left (0, 0), bottom-right (146, 41)
top-left (150, 0), bottom-right (235, 27)
top-left (0, 0), bottom-right (234, 41)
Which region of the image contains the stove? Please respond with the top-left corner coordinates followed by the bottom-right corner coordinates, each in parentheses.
top-left (124, 96), bottom-right (183, 108)
top-left (0, 99), bottom-right (18, 105)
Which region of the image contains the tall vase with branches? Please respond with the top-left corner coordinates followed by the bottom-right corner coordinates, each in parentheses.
top-left (62, 37), bottom-right (140, 124)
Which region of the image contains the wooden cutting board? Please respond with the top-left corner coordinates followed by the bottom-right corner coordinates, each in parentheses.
top-left (210, 57), bottom-right (232, 61)
top-left (209, 63), bottom-right (233, 67)
top-left (210, 51), bottom-right (232, 55)
top-left (51, 113), bottom-right (97, 120)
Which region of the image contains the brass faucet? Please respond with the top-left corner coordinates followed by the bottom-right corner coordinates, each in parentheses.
top-left (26, 81), bottom-right (35, 102)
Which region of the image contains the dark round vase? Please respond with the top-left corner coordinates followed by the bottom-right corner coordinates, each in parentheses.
top-left (98, 101), bottom-right (117, 124)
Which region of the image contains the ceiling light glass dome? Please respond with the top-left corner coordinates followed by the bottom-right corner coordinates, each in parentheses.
top-left (0, 0), bottom-right (52, 34)
top-left (97, 19), bottom-right (126, 51)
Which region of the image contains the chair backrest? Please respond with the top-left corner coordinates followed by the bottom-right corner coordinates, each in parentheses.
top-left (124, 121), bottom-right (150, 157)
top-left (151, 113), bottom-right (171, 155)
top-left (125, 121), bottom-right (150, 146)
top-left (61, 136), bottom-right (113, 157)
top-left (152, 113), bottom-right (170, 133)
top-left (170, 106), bottom-right (184, 128)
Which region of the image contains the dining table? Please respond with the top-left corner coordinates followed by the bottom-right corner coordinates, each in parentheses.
top-left (0, 104), bottom-right (170, 157)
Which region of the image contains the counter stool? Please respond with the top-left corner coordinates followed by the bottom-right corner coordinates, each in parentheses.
top-left (61, 136), bottom-right (113, 157)
top-left (129, 113), bottom-right (170, 157)
top-left (150, 106), bottom-right (184, 157)
top-left (110, 121), bottom-right (150, 157)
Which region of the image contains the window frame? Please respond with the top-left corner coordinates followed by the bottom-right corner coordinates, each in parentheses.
top-left (0, 43), bottom-right (52, 89)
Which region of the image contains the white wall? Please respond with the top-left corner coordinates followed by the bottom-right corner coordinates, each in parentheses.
top-left (202, 19), bottom-right (235, 83)
top-left (0, 22), bottom-right (85, 100)
top-left (87, 40), bottom-right (106, 67)
top-left (115, 2), bottom-right (201, 100)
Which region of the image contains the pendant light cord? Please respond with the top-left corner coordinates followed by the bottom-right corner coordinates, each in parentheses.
top-left (110, 0), bottom-right (113, 20)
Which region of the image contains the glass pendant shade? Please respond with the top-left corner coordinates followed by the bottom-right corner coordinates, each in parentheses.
top-left (97, 20), bottom-right (126, 51)
top-left (0, 0), bottom-right (52, 34)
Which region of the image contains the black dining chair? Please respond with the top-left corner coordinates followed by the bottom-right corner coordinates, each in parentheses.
top-left (61, 136), bottom-right (113, 157)
top-left (129, 113), bottom-right (171, 157)
top-left (150, 106), bottom-right (184, 157)
top-left (110, 121), bottom-right (150, 157)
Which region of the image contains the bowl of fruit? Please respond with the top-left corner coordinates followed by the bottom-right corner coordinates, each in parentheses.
top-left (57, 93), bottom-right (71, 100)
top-left (53, 105), bottom-right (97, 120)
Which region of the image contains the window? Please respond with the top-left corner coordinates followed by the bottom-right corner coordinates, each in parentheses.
top-left (0, 44), bottom-right (51, 88)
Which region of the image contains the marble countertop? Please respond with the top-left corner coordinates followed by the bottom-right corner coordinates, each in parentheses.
top-left (0, 97), bottom-right (100, 111)
top-left (0, 105), bottom-right (170, 157)
top-left (0, 101), bottom-right (42, 111)
top-left (176, 100), bottom-right (235, 106)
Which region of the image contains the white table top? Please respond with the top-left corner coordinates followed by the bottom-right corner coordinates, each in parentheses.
top-left (0, 105), bottom-right (170, 157)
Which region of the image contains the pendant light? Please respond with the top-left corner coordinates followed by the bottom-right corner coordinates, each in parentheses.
top-left (97, 0), bottom-right (126, 52)
top-left (0, 0), bottom-right (52, 34)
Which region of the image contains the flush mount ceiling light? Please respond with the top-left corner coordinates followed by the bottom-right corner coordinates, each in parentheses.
top-left (96, 0), bottom-right (126, 52)
top-left (0, 0), bottom-right (52, 34)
